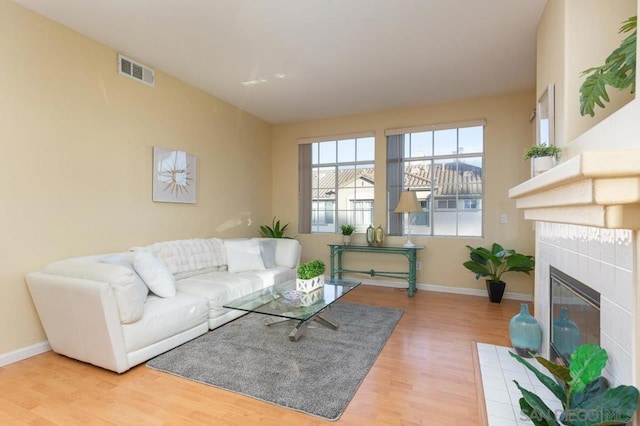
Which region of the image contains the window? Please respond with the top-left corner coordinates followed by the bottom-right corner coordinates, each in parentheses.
top-left (386, 121), bottom-right (484, 237)
top-left (299, 133), bottom-right (375, 233)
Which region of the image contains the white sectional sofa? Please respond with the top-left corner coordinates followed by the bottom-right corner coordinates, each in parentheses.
top-left (25, 237), bottom-right (301, 373)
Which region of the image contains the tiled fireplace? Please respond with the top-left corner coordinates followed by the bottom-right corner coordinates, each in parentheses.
top-left (508, 150), bottom-right (640, 388)
top-left (535, 222), bottom-right (635, 386)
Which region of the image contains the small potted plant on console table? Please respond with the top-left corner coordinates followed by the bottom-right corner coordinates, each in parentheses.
top-left (339, 224), bottom-right (356, 245)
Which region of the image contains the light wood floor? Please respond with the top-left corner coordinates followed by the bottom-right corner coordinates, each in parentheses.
top-left (0, 285), bottom-right (522, 425)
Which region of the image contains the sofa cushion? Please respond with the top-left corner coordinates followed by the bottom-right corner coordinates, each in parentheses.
top-left (224, 239), bottom-right (265, 273)
top-left (249, 266), bottom-right (296, 286)
top-left (133, 252), bottom-right (176, 298)
top-left (175, 271), bottom-right (265, 320)
top-left (132, 238), bottom-right (227, 275)
top-left (121, 293), bottom-right (208, 352)
top-left (273, 239), bottom-right (301, 269)
top-left (100, 254), bottom-right (149, 323)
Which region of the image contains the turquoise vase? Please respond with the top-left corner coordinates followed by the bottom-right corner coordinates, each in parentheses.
top-left (552, 307), bottom-right (581, 358)
top-left (509, 303), bottom-right (542, 357)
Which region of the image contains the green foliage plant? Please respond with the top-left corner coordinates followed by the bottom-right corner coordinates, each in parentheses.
top-left (579, 16), bottom-right (636, 117)
top-left (463, 243), bottom-right (534, 283)
top-left (510, 344), bottom-right (639, 426)
top-left (259, 217), bottom-right (289, 238)
top-left (339, 224), bottom-right (356, 235)
top-left (296, 260), bottom-right (326, 280)
top-left (523, 144), bottom-right (562, 160)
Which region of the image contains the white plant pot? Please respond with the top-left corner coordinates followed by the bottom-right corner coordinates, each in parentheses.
top-left (343, 235), bottom-right (351, 245)
top-left (296, 275), bottom-right (325, 293)
top-left (531, 156), bottom-right (556, 177)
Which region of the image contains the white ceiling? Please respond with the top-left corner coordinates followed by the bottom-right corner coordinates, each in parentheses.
top-left (13, 0), bottom-right (546, 124)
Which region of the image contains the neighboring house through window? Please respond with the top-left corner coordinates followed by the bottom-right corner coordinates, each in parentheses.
top-left (386, 120), bottom-right (485, 237)
top-left (298, 133), bottom-right (375, 233)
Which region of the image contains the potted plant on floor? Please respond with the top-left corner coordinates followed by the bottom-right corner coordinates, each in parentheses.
top-left (296, 260), bottom-right (325, 293)
top-left (339, 224), bottom-right (356, 245)
top-left (510, 344), bottom-right (639, 425)
top-left (524, 143), bottom-right (562, 176)
top-left (463, 243), bottom-right (534, 303)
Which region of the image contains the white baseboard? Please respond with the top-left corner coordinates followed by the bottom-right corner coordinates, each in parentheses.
top-left (355, 278), bottom-right (533, 302)
top-left (0, 341), bottom-right (51, 367)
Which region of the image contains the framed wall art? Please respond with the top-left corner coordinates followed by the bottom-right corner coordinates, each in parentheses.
top-left (152, 146), bottom-right (197, 204)
top-left (536, 84), bottom-right (555, 147)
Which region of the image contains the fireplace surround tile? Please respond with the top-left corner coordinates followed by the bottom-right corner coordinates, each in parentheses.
top-left (535, 222), bottom-right (636, 387)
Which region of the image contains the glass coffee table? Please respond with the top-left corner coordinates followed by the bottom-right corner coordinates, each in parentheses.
top-left (223, 278), bottom-right (360, 341)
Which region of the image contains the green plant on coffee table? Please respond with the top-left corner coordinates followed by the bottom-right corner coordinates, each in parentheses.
top-left (339, 224), bottom-right (356, 236)
top-left (523, 144), bottom-right (562, 160)
top-left (297, 260), bottom-right (325, 280)
top-left (510, 344), bottom-right (639, 426)
top-left (259, 217), bottom-right (289, 238)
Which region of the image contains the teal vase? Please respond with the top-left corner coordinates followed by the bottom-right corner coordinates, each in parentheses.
top-left (509, 303), bottom-right (542, 357)
top-left (552, 307), bottom-right (581, 358)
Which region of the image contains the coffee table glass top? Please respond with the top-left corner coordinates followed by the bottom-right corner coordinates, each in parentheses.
top-left (223, 279), bottom-right (360, 321)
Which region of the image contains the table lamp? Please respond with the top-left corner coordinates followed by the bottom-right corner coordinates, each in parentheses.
top-left (394, 190), bottom-right (422, 247)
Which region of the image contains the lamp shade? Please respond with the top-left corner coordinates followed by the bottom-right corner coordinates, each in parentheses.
top-left (394, 191), bottom-right (422, 213)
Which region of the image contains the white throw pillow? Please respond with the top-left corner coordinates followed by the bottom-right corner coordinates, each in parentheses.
top-left (100, 254), bottom-right (149, 323)
top-left (133, 252), bottom-right (176, 297)
top-left (224, 239), bottom-right (266, 273)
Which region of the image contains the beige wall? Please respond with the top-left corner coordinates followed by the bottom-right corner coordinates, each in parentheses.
top-left (0, 0), bottom-right (273, 353)
top-left (273, 91), bottom-right (536, 296)
top-left (537, 0), bottom-right (636, 149)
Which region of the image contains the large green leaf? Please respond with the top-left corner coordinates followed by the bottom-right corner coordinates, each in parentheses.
top-left (514, 381), bottom-right (561, 426)
top-left (569, 344), bottom-right (608, 394)
top-left (510, 352), bottom-right (566, 403)
top-left (534, 355), bottom-right (571, 384)
top-left (579, 15), bottom-right (636, 117)
top-left (519, 398), bottom-right (556, 426)
top-left (567, 384), bottom-right (639, 426)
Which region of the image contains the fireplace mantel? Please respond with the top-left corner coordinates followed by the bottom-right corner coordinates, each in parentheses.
top-left (509, 150), bottom-right (640, 229)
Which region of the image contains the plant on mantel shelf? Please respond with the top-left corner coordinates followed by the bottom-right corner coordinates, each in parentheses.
top-left (579, 15), bottom-right (637, 118)
top-left (463, 243), bottom-right (534, 303)
top-left (524, 143), bottom-right (562, 176)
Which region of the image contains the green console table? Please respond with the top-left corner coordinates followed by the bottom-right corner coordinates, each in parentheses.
top-left (328, 244), bottom-right (424, 297)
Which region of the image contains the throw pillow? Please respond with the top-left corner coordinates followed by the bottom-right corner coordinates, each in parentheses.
top-left (258, 239), bottom-right (277, 268)
top-left (133, 252), bottom-right (176, 298)
top-left (99, 255), bottom-right (149, 323)
top-left (224, 239), bottom-right (266, 273)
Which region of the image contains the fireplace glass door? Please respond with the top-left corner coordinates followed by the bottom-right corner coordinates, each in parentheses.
top-left (550, 267), bottom-right (600, 364)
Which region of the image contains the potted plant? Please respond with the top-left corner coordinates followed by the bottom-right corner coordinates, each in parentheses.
top-left (296, 260), bottom-right (326, 293)
top-left (524, 143), bottom-right (562, 176)
top-left (339, 224), bottom-right (356, 245)
top-left (510, 344), bottom-right (639, 425)
top-left (463, 243), bottom-right (534, 303)
top-left (580, 16), bottom-right (636, 117)
top-left (259, 217), bottom-right (290, 238)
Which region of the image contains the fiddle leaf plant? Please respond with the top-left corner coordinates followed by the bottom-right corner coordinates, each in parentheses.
top-left (510, 344), bottom-right (639, 426)
top-left (579, 16), bottom-right (636, 117)
top-left (463, 243), bottom-right (534, 283)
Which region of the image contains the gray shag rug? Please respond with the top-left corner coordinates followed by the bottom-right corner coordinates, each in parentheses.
top-left (147, 301), bottom-right (403, 421)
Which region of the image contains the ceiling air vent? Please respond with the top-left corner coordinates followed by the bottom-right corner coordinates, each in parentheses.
top-left (118, 54), bottom-right (155, 87)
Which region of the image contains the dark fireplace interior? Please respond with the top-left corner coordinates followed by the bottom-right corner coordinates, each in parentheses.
top-left (550, 266), bottom-right (600, 365)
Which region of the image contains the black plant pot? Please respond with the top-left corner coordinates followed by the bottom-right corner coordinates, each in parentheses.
top-left (486, 280), bottom-right (506, 303)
